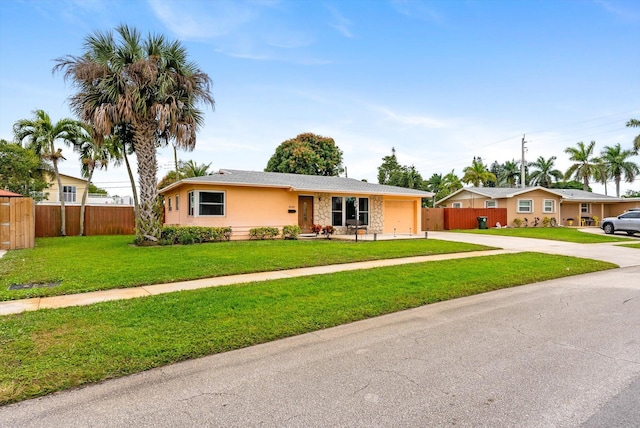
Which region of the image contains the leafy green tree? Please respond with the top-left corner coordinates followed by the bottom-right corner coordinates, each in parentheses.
top-left (600, 143), bottom-right (639, 197)
top-left (592, 157), bottom-right (609, 195)
top-left (88, 183), bottom-right (107, 195)
top-left (0, 139), bottom-right (49, 199)
top-left (158, 170), bottom-right (184, 190)
top-left (54, 25), bottom-right (215, 244)
top-left (462, 157), bottom-right (496, 187)
top-left (376, 148), bottom-right (424, 189)
top-left (624, 189), bottom-right (640, 198)
top-left (528, 156), bottom-right (563, 188)
top-left (266, 133), bottom-right (344, 176)
top-left (551, 180), bottom-right (591, 191)
top-left (564, 141), bottom-right (599, 192)
top-left (377, 147), bottom-right (404, 185)
top-left (13, 110), bottom-right (84, 235)
top-left (627, 119), bottom-right (640, 154)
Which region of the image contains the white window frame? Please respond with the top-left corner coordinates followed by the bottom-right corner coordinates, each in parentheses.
top-left (62, 185), bottom-right (77, 203)
top-left (452, 202), bottom-right (462, 208)
top-left (485, 200), bottom-right (497, 208)
top-left (175, 195), bottom-right (179, 211)
top-left (543, 199), bottom-right (555, 213)
top-left (187, 190), bottom-right (226, 217)
top-left (168, 197), bottom-right (172, 212)
top-left (581, 203), bottom-right (590, 214)
top-left (517, 199), bottom-right (533, 213)
top-left (331, 196), bottom-right (369, 226)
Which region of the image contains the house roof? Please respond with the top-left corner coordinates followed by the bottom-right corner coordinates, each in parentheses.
top-left (160, 169), bottom-right (434, 197)
top-left (436, 186), bottom-right (622, 204)
top-left (0, 189), bottom-right (23, 197)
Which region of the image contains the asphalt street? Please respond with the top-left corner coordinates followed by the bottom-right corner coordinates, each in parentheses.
top-left (1, 232), bottom-right (639, 426)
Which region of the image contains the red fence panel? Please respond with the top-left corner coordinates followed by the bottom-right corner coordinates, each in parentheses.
top-left (443, 208), bottom-right (507, 230)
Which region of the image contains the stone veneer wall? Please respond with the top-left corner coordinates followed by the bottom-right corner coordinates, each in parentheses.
top-left (313, 193), bottom-right (384, 235)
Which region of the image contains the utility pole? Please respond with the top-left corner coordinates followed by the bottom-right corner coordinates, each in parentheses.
top-left (520, 135), bottom-right (527, 188)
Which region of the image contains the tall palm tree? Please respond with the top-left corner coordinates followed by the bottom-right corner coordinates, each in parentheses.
top-left (13, 110), bottom-right (84, 236)
top-left (564, 141), bottom-right (599, 192)
top-left (74, 124), bottom-right (115, 236)
top-left (54, 25), bottom-right (215, 243)
top-left (179, 160), bottom-right (212, 177)
top-left (528, 156), bottom-right (563, 188)
top-left (499, 159), bottom-right (521, 187)
top-left (627, 119), bottom-right (640, 154)
top-left (600, 143), bottom-right (639, 197)
top-left (592, 157), bottom-right (609, 195)
top-left (462, 157), bottom-right (496, 187)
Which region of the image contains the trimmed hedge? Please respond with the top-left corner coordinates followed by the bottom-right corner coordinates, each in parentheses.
top-left (249, 227), bottom-right (279, 240)
top-left (282, 225), bottom-right (301, 240)
top-left (161, 226), bottom-right (232, 245)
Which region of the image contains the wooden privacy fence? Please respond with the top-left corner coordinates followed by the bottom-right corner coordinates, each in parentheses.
top-left (35, 205), bottom-right (135, 237)
top-left (0, 197), bottom-right (35, 250)
top-left (422, 208), bottom-right (507, 231)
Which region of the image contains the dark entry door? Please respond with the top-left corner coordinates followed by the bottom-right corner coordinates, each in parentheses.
top-left (298, 196), bottom-right (314, 233)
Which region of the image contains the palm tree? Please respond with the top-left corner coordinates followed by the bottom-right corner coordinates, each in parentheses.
top-left (74, 124), bottom-right (115, 236)
top-left (564, 141), bottom-right (599, 192)
top-left (600, 143), bottom-right (639, 197)
top-left (54, 25), bottom-right (215, 244)
top-left (179, 160), bottom-right (212, 178)
top-left (13, 110), bottom-right (84, 236)
top-left (627, 119), bottom-right (640, 154)
top-left (499, 159), bottom-right (521, 187)
top-left (528, 156), bottom-right (563, 188)
top-left (592, 157), bottom-right (609, 195)
top-left (462, 157), bottom-right (496, 187)
top-left (443, 169), bottom-right (463, 194)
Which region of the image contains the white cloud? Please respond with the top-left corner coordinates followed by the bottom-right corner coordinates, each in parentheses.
top-left (326, 5), bottom-right (354, 38)
top-left (372, 105), bottom-right (450, 129)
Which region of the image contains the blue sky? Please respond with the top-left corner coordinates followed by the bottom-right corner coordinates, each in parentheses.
top-left (1, 0), bottom-right (639, 196)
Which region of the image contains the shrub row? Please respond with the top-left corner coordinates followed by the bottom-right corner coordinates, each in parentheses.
top-left (161, 226), bottom-right (232, 245)
top-left (249, 225), bottom-right (301, 240)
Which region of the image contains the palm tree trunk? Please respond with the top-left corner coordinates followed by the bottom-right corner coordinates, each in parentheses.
top-left (52, 158), bottom-right (66, 236)
top-left (583, 175), bottom-right (589, 192)
top-left (615, 174), bottom-right (621, 198)
top-left (79, 167), bottom-right (94, 236)
top-left (134, 120), bottom-right (161, 243)
top-left (122, 148), bottom-right (139, 217)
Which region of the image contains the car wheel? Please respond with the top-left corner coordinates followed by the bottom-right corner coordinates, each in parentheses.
top-left (603, 223), bottom-right (614, 234)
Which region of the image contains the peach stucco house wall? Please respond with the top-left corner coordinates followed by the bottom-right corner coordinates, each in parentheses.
top-left (436, 186), bottom-right (640, 227)
top-left (159, 169), bottom-right (434, 239)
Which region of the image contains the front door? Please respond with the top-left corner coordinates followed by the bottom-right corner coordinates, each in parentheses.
top-left (298, 196), bottom-right (314, 233)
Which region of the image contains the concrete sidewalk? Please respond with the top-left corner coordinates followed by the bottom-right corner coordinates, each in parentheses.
top-left (0, 249), bottom-right (508, 316)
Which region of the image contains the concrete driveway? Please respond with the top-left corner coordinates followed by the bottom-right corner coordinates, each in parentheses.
top-left (2, 233), bottom-right (639, 427)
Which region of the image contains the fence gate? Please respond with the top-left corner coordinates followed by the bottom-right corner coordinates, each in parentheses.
top-left (0, 197), bottom-right (35, 250)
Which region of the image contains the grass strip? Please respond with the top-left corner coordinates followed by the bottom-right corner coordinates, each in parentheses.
top-left (0, 236), bottom-right (491, 301)
top-left (0, 252), bottom-right (616, 404)
top-left (617, 243), bottom-right (640, 249)
top-left (456, 227), bottom-right (631, 243)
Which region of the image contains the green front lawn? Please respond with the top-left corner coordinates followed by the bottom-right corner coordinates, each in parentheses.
top-left (0, 236), bottom-right (493, 301)
top-left (0, 252), bottom-right (616, 404)
top-left (618, 243), bottom-right (640, 249)
top-left (456, 227), bottom-right (632, 243)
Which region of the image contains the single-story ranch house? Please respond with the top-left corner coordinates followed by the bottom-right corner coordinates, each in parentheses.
top-left (437, 186), bottom-right (640, 227)
top-left (159, 169), bottom-right (434, 239)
